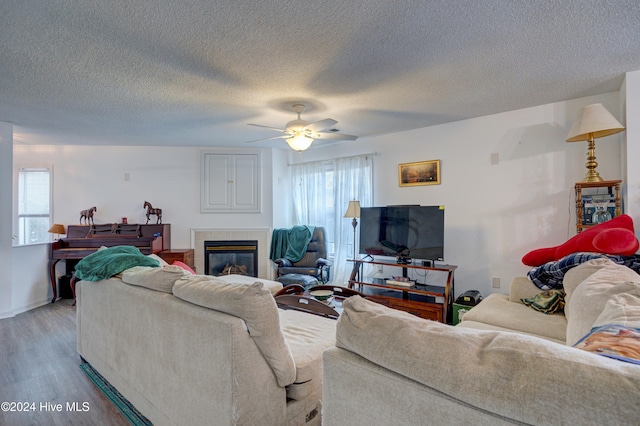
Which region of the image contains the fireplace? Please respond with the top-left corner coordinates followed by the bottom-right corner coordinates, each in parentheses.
top-left (204, 240), bottom-right (258, 277)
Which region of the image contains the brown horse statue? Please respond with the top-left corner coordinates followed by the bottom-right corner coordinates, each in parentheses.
top-left (144, 201), bottom-right (162, 224)
top-left (80, 206), bottom-right (97, 224)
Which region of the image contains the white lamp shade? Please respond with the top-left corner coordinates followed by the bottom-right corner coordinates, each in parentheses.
top-left (344, 200), bottom-right (361, 218)
top-left (285, 132), bottom-right (314, 152)
top-left (566, 103), bottom-right (625, 142)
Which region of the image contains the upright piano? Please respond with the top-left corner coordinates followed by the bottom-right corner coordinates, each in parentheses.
top-left (48, 223), bottom-right (170, 302)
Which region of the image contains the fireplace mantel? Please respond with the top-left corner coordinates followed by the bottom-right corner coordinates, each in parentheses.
top-left (191, 228), bottom-right (272, 279)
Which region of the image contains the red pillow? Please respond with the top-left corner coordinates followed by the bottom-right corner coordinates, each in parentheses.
top-left (172, 260), bottom-right (195, 274)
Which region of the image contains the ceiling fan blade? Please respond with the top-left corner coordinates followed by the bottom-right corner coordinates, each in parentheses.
top-left (248, 123), bottom-right (287, 133)
top-left (245, 135), bottom-right (288, 143)
top-left (304, 118), bottom-right (338, 133)
top-left (315, 132), bottom-right (358, 141)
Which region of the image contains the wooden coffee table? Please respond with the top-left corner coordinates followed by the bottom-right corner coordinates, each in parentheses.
top-left (275, 285), bottom-right (363, 319)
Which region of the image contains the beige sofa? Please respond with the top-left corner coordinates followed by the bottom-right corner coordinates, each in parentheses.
top-left (76, 267), bottom-right (336, 426)
top-left (322, 258), bottom-right (640, 425)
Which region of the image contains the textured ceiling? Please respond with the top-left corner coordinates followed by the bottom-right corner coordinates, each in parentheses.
top-left (2, 0), bottom-right (640, 149)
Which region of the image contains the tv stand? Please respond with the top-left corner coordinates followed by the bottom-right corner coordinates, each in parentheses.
top-left (348, 259), bottom-right (456, 323)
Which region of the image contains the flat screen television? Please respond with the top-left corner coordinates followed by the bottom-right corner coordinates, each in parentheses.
top-left (359, 205), bottom-right (444, 262)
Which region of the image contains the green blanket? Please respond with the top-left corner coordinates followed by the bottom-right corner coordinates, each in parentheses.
top-left (74, 245), bottom-right (159, 281)
top-left (269, 225), bottom-right (315, 263)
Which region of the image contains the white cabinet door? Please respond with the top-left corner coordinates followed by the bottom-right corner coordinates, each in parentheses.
top-left (231, 153), bottom-right (260, 211)
top-left (201, 152), bottom-right (261, 213)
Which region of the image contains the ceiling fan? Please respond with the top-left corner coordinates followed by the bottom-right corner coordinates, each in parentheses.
top-left (247, 104), bottom-right (358, 152)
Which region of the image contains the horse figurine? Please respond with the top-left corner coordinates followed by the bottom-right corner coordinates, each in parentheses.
top-left (144, 201), bottom-right (162, 224)
top-left (80, 206), bottom-right (97, 225)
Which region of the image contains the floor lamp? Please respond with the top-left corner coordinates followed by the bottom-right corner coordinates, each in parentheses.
top-left (344, 200), bottom-right (361, 261)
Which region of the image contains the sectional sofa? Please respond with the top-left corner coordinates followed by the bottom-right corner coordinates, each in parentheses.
top-left (76, 264), bottom-right (336, 426)
top-left (323, 258), bottom-right (640, 425)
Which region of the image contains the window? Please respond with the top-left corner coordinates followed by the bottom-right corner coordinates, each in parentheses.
top-left (290, 154), bottom-right (373, 284)
top-left (16, 167), bottom-right (52, 245)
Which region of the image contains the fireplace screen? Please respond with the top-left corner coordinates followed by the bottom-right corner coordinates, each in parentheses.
top-left (204, 240), bottom-right (258, 277)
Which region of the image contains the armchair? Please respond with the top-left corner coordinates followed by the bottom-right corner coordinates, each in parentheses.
top-left (274, 227), bottom-right (332, 283)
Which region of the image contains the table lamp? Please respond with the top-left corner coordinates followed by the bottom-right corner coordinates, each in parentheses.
top-left (48, 223), bottom-right (66, 240)
top-left (566, 103), bottom-right (625, 182)
top-left (344, 200), bottom-right (361, 261)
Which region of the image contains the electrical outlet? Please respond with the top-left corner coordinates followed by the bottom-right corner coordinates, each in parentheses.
top-left (492, 277), bottom-right (500, 288)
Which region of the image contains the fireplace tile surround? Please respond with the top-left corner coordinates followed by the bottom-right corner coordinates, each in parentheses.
top-left (191, 228), bottom-right (273, 280)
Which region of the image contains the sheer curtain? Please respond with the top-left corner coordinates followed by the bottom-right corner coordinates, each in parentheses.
top-left (290, 154), bottom-right (373, 285)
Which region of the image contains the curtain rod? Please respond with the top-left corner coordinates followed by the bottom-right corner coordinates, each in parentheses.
top-left (287, 152), bottom-right (379, 166)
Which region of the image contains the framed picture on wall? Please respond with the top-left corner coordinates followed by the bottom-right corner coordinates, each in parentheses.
top-left (398, 160), bottom-right (441, 187)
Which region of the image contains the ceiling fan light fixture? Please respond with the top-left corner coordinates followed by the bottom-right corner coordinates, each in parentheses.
top-left (285, 132), bottom-right (314, 152)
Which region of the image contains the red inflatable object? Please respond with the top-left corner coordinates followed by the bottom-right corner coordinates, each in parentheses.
top-left (522, 214), bottom-right (639, 267)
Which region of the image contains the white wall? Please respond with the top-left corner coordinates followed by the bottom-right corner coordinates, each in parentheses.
top-left (12, 145), bottom-right (283, 248)
top-left (0, 123), bottom-right (13, 318)
top-left (622, 70), bottom-right (640, 218)
top-left (291, 92), bottom-right (625, 298)
top-left (12, 244), bottom-right (50, 314)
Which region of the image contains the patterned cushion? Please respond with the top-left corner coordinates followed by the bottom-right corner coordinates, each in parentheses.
top-left (521, 289), bottom-right (565, 314)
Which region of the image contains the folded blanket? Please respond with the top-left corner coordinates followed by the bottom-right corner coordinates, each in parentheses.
top-left (528, 252), bottom-right (640, 290)
top-left (75, 245), bottom-right (160, 281)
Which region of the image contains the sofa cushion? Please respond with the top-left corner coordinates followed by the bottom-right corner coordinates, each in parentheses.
top-left (122, 265), bottom-right (188, 293)
top-left (173, 274), bottom-right (296, 387)
top-left (563, 258), bottom-right (612, 303)
top-left (461, 293), bottom-right (567, 342)
top-left (279, 309), bottom-right (336, 400)
top-left (456, 320), bottom-right (565, 344)
top-left (508, 277), bottom-right (541, 303)
top-left (565, 259), bottom-right (640, 345)
top-left (593, 292), bottom-right (640, 329)
top-left (337, 296), bottom-right (640, 425)
top-left (575, 292), bottom-right (640, 363)
top-left (213, 273), bottom-right (283, 295)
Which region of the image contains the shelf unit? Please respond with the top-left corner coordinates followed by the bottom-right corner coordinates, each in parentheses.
top-left (575, 180), bottom-right (621, 233)
top-left (348, 259), bottom-right (457, 323)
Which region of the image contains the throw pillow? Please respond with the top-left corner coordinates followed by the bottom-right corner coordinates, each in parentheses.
top-left (172, 260), bottom-right (195, 274)
top-left (147, 253), bottom-right (169, 266)
top-left (122, 265), bottom-right (188, 293)
top-left (565, 262), bottom-right (640, 345)
top-left (521, 289), bottom-right (565, 314)
top-left (573, 324), bottom-right (640, 365)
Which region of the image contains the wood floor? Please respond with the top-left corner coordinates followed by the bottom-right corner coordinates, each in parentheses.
top-left (0, 300), bottom-right (130, 426)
